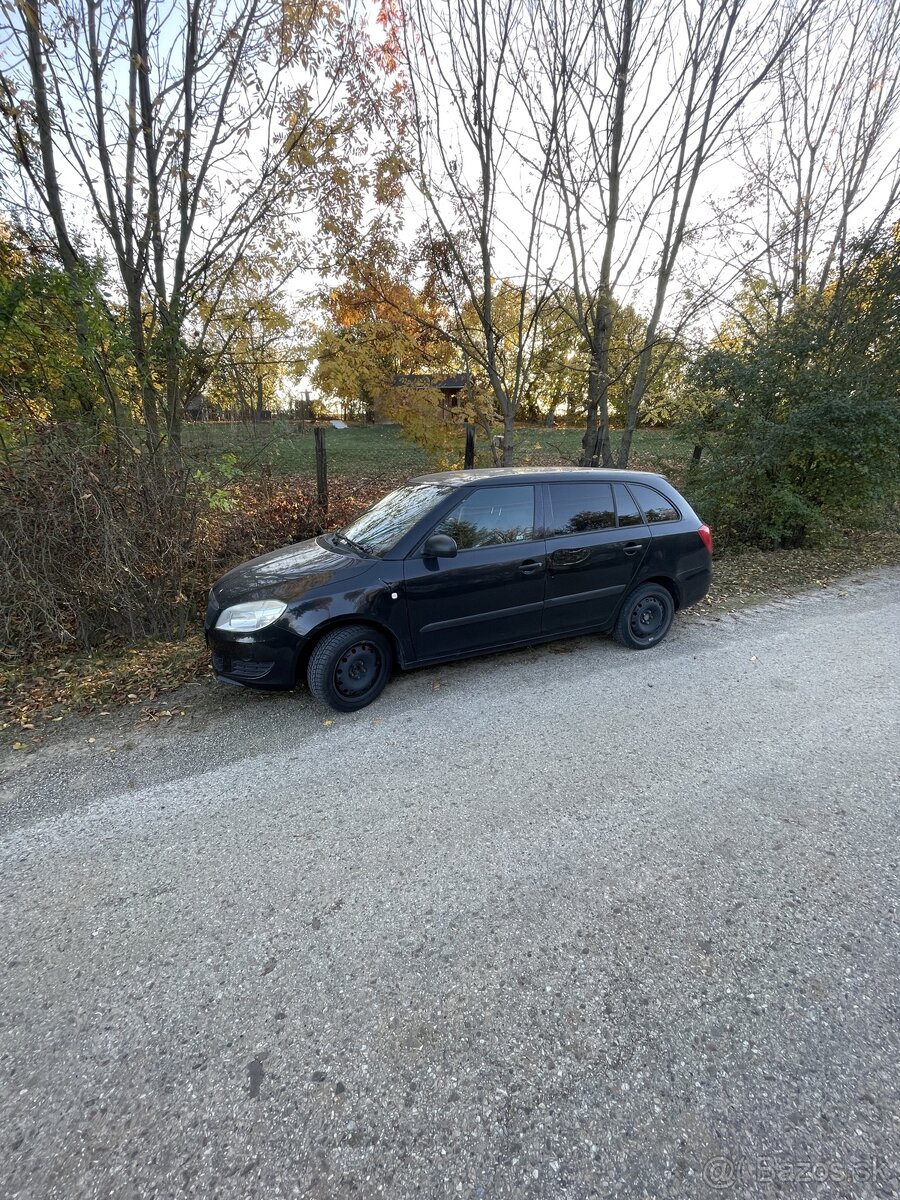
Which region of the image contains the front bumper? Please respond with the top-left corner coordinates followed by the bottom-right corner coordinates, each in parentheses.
top-left (206, 631), bottom-right (301, 688)
top-left (208, 639), bottom-right (299, 688)
top-left (205, 597), bottom-right (304, 688)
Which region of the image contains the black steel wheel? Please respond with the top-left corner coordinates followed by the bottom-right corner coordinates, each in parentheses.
top-left (307, 624), bottom-right (393, 712)
top-left (614, 583), bottom-right (675, 650)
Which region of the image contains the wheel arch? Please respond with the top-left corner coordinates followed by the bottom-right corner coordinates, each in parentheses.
top-left (634, 574), bottom-right (681, 611)
top-left (295, 615), bottom-right (404, 682)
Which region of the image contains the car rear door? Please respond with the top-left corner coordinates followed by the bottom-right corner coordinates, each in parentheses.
top-left (541, 480), bottom-right (650, 634)
top-left (402, 483), bottom-right (546, 661)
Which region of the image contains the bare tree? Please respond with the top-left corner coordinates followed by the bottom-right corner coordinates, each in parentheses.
top-left (397, 0), bottom-right (564, 464)
top-left (523, 0), bottom-right (815, 466)
top-left (1, 0), bottom-right (353, 446)
top-left (731, 0), bottom-right (900, 309)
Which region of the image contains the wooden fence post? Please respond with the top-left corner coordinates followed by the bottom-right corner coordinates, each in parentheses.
top-left (314, 425), bottom-right (328, 513)
top-left (464, 422), bottom-right (475, 469)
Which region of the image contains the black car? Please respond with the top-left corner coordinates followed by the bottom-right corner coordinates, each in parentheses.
top-left (205, 467), bottom-right (712, 711)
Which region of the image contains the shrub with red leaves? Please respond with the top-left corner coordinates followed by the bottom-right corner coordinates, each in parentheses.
top-left (202, 472), bottom-right (407, 578)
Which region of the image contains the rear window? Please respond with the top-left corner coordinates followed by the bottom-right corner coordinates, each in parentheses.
top-left (546, 482), bottom-right (616, 537)
top-left (629, 483), bottom-right (680, 524)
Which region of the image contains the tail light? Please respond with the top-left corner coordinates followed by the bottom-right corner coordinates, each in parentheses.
top-left (698, 523), bottom-right (713, 555)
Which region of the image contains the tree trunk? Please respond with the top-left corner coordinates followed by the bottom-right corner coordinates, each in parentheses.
top-left (581, 367), bottom-right (599, 467)
top-left (580, 305), bottom-right (614, 467)
top-left (502, 407), bottom-right (516, 466)
top-left (618, 302), bottom-right (666, 467)
top-left (618, 287), bottom-right (667, 467)
top-left (125, 287), bottom-right (160, 444)
top-left (617, 342), bottom-right (652, 467)
top-left (163, 318), bottom-right (183, 450)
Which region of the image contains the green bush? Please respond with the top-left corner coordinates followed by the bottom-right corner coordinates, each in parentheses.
top-left (685, 391), bottom-right (900, 549)
top-left (681, 236), bottom-right (900, 549)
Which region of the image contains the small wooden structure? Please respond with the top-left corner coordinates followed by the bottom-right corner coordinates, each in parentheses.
top-left (392, 373), bottom-right (472, 419)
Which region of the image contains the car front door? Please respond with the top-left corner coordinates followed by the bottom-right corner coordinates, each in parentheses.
top-left (541, 481), bottom-right (650, 634)
top-left (403, 484), bottom-right (545, 662)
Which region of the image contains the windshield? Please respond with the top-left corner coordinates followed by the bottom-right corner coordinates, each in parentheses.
top-left (337, 483), bottom-right (455, 557)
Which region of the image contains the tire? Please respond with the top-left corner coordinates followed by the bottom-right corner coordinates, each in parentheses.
top-left (306, 624), bottom-right (393, 712)
top-left (614, 582), bottom-right (675, 650)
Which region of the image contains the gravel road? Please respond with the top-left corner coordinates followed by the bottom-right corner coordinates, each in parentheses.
top-left (2, 569), bottom-right (899, 1200)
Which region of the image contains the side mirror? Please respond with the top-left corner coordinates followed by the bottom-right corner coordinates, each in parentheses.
top-left (422, 533), bottom-right (458, 559)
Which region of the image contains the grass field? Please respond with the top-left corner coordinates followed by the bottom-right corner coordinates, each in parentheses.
top-left (510, 425), bottom-right (688, 467)
top-left (183, 420), bottom-right (689, 478)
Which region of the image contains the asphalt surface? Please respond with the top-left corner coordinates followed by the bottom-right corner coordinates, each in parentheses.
top-left (2, 569), bottom-right (899, 1200)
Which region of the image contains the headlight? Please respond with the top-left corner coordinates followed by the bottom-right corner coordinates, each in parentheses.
top-left (215, 600), bottom-right (287, 632)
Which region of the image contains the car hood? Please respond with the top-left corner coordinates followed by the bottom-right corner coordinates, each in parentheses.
top-left (212, 536), bottom-right (370, 607)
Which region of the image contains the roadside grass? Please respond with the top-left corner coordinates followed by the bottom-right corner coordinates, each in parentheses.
top-left (182, 421), bottom-right (688, 476)
top-left (4, 524), bottom-right (898, 747)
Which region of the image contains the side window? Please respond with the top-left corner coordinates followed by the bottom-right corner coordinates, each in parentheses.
top-left (546, 483), bottom-right (615, 538)
top-left (629, 483), bottom-right (680, 524)
top-left (431, 486), bottom-right (535, 550)
top-left (613, 483), bottom-right (645, 528)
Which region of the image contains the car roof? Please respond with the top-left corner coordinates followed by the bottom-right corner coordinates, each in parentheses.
top-left (409, 466), bottom-right (670, 487)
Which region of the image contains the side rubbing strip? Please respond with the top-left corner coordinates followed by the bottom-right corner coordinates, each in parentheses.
top-left (421, 600), bottom-right (544, 633)
top-left (543, 584), bottom-right (625, 609)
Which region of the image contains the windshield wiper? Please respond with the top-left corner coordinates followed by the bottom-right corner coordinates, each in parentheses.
top-left (333, 532), bottom-right (372, 557)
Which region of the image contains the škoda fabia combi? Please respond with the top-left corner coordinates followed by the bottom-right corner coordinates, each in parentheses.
top-left (205, 468), bottom-right (713, 712)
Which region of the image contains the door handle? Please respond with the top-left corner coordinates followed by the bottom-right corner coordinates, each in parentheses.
top-left (622, 541), bottom-right (643, 555)
top-left (518, 559), bottom-right (544, 575)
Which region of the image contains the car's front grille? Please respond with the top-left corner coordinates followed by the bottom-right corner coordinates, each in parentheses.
top-left (212, 652), bottom-right (274, 681)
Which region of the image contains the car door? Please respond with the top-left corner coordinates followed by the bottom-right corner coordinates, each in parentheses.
top-left (403, 484), bottom-right (545, 661)
top-left (541, 480), bottom-right (650, 634)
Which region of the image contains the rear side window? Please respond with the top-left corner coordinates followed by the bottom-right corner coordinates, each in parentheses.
top-left (546, 483), bottom-right (615, 538)
top-left (613, 484), bottom-right (644, 527)
top-left (432, 485), bottom-right (535, 549)
top-left (629, 483), bottom-right (680, 524)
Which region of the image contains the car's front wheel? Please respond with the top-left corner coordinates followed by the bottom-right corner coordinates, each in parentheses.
top-left (307, 624), bottom-right (393, 712)
top-left (614, 583), bottom-right (675, 649)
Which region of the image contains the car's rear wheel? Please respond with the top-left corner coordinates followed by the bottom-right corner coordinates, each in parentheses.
top-left (307, 624), bottom-right (393, 712)
top-left (614, 583), bottom-right (675, 649)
